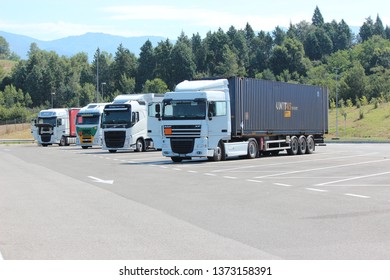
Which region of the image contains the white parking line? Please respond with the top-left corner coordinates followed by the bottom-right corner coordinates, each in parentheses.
top-left (273, 183), bottom-right (292, 187)
top-left (344, 193), bottom-right (371, 199)
top-left (246, 179), bottom-right (263, 183)
top-left (204, 173), bottom-right (216, 176)
top-left (306, 188), bottom-right (328, 192)
top-left (316, 171), bottom-right (390, 186)
top-left (224, 176), bottom-right (237, 179)
top-left (255, 159), bottom-right (390, 179)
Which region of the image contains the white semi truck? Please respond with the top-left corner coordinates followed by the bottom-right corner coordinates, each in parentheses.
top-left (157, 77), bottom-right (328, 162)
top-left (101, 94), bottom-right (163, 153)
top-left (34, 108), bottom-right (80, 147)
top-left (75, 103), bottom-right (108, 149)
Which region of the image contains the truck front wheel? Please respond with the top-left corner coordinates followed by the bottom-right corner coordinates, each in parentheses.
top-left (208, 142), bottom-right (225, 161)
top-left (135, 138), bottom-right (145, 152)
top-left (59, 136), bottom-right (66, 146)
top-left (171, 157), bottom-right (183, 163)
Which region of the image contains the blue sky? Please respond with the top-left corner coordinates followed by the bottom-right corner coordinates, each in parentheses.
top-left (1, 0), bottom-right (389, 41)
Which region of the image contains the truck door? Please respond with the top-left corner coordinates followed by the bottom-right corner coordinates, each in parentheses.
top-left (207, 101), bottom-right (230, 147)
top-left (147, 102), bottom-right (163, 149)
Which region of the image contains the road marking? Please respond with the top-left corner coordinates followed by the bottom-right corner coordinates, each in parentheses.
top-left (87, 176), bottom-right (114, 185)
top-left (173, 168), bottom-right (182, 171)
top-left (0, 249), bottom-right (3, 260)
top-left (316, 171), bottom-right (390, 186)
top-left (246, 179), bottom-right (263, 183)
top-left (344, 193), bottom-right (371, 199)
top-left (254, 159), bottom-right (390, 179)
top-left (204, 173), bottom-right (216, 176)
top-left (306, 188), bottom-right (328, 192)
top-left (187, 170), bottom-right (198, 173)
top-left (273, 183), bottom-right (291, 187)
top-left (224, 176), bottom-right (237, 179)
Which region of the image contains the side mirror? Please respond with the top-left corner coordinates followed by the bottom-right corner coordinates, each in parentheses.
top-left (156, 104), bottom-right (161, 113)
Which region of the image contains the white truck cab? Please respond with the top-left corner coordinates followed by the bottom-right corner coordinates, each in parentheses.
top-left (101, 94), bottom-right (163, 153)
top-left (35, 108), bottom-right (80, 146)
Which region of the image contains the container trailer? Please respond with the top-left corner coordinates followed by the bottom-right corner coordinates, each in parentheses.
top-left (156, 77), bottom-right (328, 162)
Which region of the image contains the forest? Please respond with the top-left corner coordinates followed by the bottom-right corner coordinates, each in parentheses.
top-left (0, 7), bottom-right (390, 122)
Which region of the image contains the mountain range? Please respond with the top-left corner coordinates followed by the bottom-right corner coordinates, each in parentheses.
top-left (0, 31), bottom-right (166, 61)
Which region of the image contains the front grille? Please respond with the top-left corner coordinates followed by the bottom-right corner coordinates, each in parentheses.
top-left (41, 135), bottom-right (51, 142)
top-left (170, 138), bottom-right (194, 154)
top-left (81, 136), bottom-right (92, 143)
top-left (165, 125), bottom-right (201, 138)
top-left (104, 131), bottom-right (125, 148)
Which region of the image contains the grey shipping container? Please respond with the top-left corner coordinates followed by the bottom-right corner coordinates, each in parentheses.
top-left (228, 77), bottom-right (328, 139)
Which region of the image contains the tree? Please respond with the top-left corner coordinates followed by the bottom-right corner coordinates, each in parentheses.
top-left (273, 26), bottom-right (286, 45)
top-left (359, 17), bottom-right (374, 42)
top-left (110, 44), bottom-right (138, 93)
top-left (119, 74), bottom-right (135, 94)
top-left (136, 40), bottom-right (156, 92)
top-left (340, 62), bottom-right (367, 101)
top-left (214, 44), bottom-right (241, 77)
top-left (171, 41), bottom-right (196, 86)
top-left (154, 39), bottom-right (174, 88)
top-left (312, 6), bottom-right (324, 27)
top-left (142, 78), bottom-right (169, 93)
top-left (191, 33), bottom-right (207, 75)
top-left (0, 36), bottom-right (10, 59)
top-left (373, 15), bottom-right (385, 37)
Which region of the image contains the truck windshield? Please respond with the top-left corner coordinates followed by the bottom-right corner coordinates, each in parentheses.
top-left (76, 114), bottom-right (100, 125)
top-left (38, 117), bottom-right (56, 127)
top-left (102, 108), bottom-right (132, 128)
top-left (162, 99), bottom-right (206, 120)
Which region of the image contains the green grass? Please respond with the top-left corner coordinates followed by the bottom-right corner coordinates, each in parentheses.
top-left (327, 102), bottom-right (390, 142)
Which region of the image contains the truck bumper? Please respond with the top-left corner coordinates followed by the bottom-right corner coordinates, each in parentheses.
top-left (162, 137), bottom-right (213, 158)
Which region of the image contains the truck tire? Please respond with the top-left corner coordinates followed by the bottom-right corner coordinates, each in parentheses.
top-left (59, 136), bottom-right (66, 146)
top-left (246, 139), bottom-right (258, 159)
top-left (135, 138), bottom-right (145, 152)
top-left (287, 136), bottom-right (299, 155)
top-left (171, 157), bottom-right (183, 163)
top-left (298, 136), bottom-right (307, 155)
top-left (209, 142), bottom-right (225, 161)
top-left (306, 136), bottom-right (315, 154)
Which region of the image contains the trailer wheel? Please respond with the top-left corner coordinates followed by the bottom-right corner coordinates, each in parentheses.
top-left (288, 136), bottom-right (299, 155)
top-left (247, 139), bottom-right (258, 159)
top-left (171, 157), bottom-right (183, 163)
top-left (135, 138), bottom-right (145, 152)
top-left (298, 136), bottom-right (307, 155)
top-left (306, 136), bottom-right (315, 154)
top-left (59, 136), bottom-right (66, 146)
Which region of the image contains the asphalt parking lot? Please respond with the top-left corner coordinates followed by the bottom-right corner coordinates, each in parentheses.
top-left (1, 143), bottom-right (390, 259)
